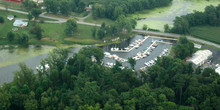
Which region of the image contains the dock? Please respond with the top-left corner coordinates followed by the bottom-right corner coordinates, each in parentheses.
top-left (111, 36), bottom-right (149, 52)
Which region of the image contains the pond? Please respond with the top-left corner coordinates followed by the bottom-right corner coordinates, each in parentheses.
top-left (133, 0), bottom-right (220, 31)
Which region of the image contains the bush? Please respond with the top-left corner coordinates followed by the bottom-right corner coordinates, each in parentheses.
top-left (17, 33), bottom-right (29, 45)
top-left (0, 16), bottom-right (4, 23)
top-left (7, 32), bottom-right (15, 42)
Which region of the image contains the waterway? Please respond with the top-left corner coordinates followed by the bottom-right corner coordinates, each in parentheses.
top-left (134, 0), bottom-right (220, 30)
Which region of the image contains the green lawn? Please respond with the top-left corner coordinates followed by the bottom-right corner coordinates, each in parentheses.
top-left (0, 11), bottom-right (29, 39)
top-left (190, 26), bottom-right (220, 44)
top-left (84, 15), bottom-right (114, 25)
top-left (0, 1), bottom-right (27, 12)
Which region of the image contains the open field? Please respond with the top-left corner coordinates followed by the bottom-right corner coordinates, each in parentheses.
top-left (0, 10), bottom-right (29, 40)
top-left (0, 10), bottom-right (102, 46)
top-left (189, 26), bottom-right (220, 45)
top-left (84, 15), bottom-right (114, 25)
top-left (0, 0), bottom-right (27, 12)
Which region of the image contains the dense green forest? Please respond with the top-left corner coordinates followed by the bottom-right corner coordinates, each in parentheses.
top-left (170, 4), bottom-right (220, 34)
top-left (92, 0), bottom-right (172, 20)
top-left (0, 37), bottom-right (219, 110)
top-left (43, 0), bottom-right (86, 15)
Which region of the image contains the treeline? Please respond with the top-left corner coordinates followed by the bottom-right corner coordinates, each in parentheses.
top-left (93, 0), bottom-right (172, 20)
top-left (169, 4), bottom-right (220, 34)
top-left (0, 42), bottom-right (219, 109)
top-left (44, 0), bottom-right (86, 15)
top-left (91, 15), bottom-right (137, 39)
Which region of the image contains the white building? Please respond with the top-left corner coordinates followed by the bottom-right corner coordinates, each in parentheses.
top-left (13, 20), bottom-right (28, 27)
top-left (7, 15), bottom-right (14, 21)
top-left (187, 50), bottom-right (212, 68)
top-left (215, 67), bottom-right (220, 75)
top-left (33, 0), bottom-right (43, 3)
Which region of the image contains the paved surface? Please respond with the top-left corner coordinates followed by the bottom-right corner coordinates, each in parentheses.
top-left (133, 29), bottom-right (220, 48)
top-left (0, 6), bottom-right (219, 48)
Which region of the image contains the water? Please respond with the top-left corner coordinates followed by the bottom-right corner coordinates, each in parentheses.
top-left (0, 35), bottom-right (174, 85)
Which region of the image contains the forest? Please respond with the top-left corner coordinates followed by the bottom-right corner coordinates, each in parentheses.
top-left (92, 0), bottom-right (172, 20)
top-left (0, 37), bottom-right (219, 110)
top-left (170, 4), bottom-right (220, 34)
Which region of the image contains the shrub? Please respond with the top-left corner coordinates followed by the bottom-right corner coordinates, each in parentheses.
top-left (0, 16), bottom-right (4, 23)
top-left (7, 32), bottom-right (15, 42)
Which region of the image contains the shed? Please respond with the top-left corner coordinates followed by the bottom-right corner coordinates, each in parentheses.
top-left (13, 20), bottom-right (28, 27)
top-left (7, 15), bottom-right (14, 21)
top-left (187, 50), bottom-right (212, 68)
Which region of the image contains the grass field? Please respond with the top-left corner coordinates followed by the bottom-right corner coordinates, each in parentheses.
top-left (0, 10), bottom-right (29, 39)
top-left (0, 1), bottom-right (27, 12)
top-left (189, 26), bottom-right (220, 44)
top-left (84, 16), bottom-right (114, 25)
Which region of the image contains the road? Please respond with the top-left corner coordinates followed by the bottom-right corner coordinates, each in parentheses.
top-left (132, 29), bottom-right (220, 48)
top-left (0, 6), bottom-right (219, 48)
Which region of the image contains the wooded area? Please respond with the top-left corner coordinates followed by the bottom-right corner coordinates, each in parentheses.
top-left (92, 0), bottom-right (172, 20)
top-left (0, 37), bottom-right (219, 110)
top-left (170, 4), bottom-right (220, 34)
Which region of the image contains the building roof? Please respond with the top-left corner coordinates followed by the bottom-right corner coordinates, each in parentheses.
top-left (13, 20), bottom-right (28, 27)
top-left (215, 67), bottom-right (220, 75)
top-left (187, 50), bottom-right (212, 66)
top-left (5, 0), bottom-right (24, 3)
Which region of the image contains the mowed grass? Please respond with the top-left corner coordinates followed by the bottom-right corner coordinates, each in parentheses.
top-left (84, 16), bottom-right (114, 25)
top-left (190, 26), bottom-right (220, 44)
top-left (0, 1), bottom-right (27, 12)
top-left (0, 10), bottom-right (29, 39)
top-left (39, 23), bottom-right (102, 45)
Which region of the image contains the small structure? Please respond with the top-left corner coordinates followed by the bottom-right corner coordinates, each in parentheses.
top-left (187, 50), bottom-right (213, 68)
top-left (85, 4), bottom-right (93, 12)
top-left (7, 15), bottom-right (14, 21)
top-left (194, 43), bottom-right (202, 49)
top-left (215, 66), bottom-right (220, 75)
top-left (13, 20), bottom-right (28, 27)
top-left (5, 0), bottom-right (24, 3)
top-left (33, 0), bottom-right (44, 3)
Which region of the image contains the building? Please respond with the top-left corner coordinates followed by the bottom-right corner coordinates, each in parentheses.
top-left (5, 0), bottom-right (24, 3)
top-left (85, 4), bottom-right (93, 12)
top-left (33, 0), bottom-right (43, 3)
top-left (13, 20), bottom-right (28, 27)
top-left (187, 50), bottom-right (212, 68)
top-left (215, 66), bottom-right (220, 75)
top-left (7, 15), bottom-right (14, 21)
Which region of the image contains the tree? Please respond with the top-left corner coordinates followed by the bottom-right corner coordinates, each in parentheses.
top-left (60, 0), bottom-right (71, 16)
top-left (7, 32), bottom-right (15, 42)
top-left (164, 24), bottom-right (170, 32)
top-left (174, 36), bottom-right (194, 60)
top-left (97, 29), bottom-right (105, 39)
top-left (30, 25), bottom-right (44, 40)
top-left (143, 24), bottom-right (148, 30)
top-left (31, 8), bottom-right (42, 19)
top-left (17, 34), bottom-right (29, 45)
top-left (14, 63), bottom-right (35, 88)
top-left (128, 57), bottom-right (136, 70)
top-left (0, 91), bottom-right (11, 110)
top-left (0, 16), bottom-right (4, 23)
top-left (91, 27), bottom-right (97, 39)
top-left (27, 13), bottom-right (33, 21)
top-left (65, 18), bottom-right (77, 36)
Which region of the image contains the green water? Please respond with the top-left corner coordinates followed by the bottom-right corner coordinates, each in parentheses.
top-left (129, 0), bottom-right (220, 31)
top-left (0, 45), bottom-right (55, 67)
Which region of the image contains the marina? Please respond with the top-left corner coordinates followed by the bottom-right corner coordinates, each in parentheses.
top-left (103, 35), bottom-right (175, 70)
